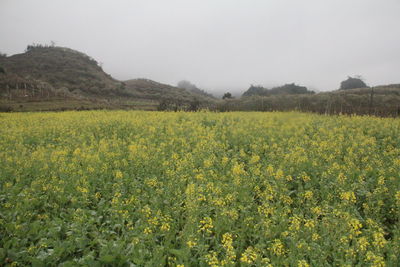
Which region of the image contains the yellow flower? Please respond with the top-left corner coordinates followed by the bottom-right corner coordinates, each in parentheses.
top-left (372, 232), bottom-right (387, 248)
top-left (312, 233), bottom-right (320, 241)
top-left (366, 251), bottom-right (386, 267)
top-left (357, 236), bottom-right (369, 251)
top-left (270, 239), bottom-right (286, 256)
top-left (198, 217), bottom-right (213, 234)
top-left (187, 240), bottom-right (196, 248)
top-left (298, 260), bottom-right (310, 267)
top-left (204, 159), bottom-right (213, 168)
top-left (274, 169), bottom-right (284, 180)
top-left (348, 218), bottom-right (362, 237)
top-left (221, 156), bottom-right (229, 165)
top-left (143, 227), bottom-right (152, 234)
top-left (221, 233), bottom-right (236, 264)
top-left (250, 154), bottom-right (260, 164)
top-left (115, 170), bottom-right (123, 179)
top-left (301, 173), bottom-right (311, 182)
top-left (232, 162), bottom-right (245, 176)
top-left (337, 172), bottom-right (346, 183)
top-left (395, 191), bottom-right (400, 204)
top-left (205, 251), bottom-right (220, 267)
top-left (340, 191), bottom-right (356, 203)
top-left (289, 215), bottom-right (301, 232)
top-left (304, 219), bottom-right (315, 229)
top-left (240, 246), bottom-right (258, 264)
top-left (304, 190), bottom-right (313, 200)
top-left (311, 206), bottom-right (322, 216)
top-left (160, 222), bottom-right (170, 232)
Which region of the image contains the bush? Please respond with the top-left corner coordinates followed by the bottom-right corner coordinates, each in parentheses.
top-left (0, 105), bottom-right (13, 112)
top-left (222, 92), bottom-right (233, 99)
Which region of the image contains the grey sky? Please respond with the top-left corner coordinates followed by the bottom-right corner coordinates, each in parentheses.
top-left (1, 0), bottom-right (399, 94)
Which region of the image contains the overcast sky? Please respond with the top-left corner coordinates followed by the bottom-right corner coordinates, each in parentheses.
top-left (1, 0), bottom-right (399, 94)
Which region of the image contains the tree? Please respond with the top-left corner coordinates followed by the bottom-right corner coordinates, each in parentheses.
top-left (340, 76), bottom-right (367, 90)
top-left (0, 66), bottom-right (5, 74)
top-left (188, 98), bottom-right (201, 111)
top-left (157, 99), bottom-right (170, 111)
top-left (222, 92), bottom-right (233, 99)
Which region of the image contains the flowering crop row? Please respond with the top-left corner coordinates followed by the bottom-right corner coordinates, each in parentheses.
top-left (0, 111), bottom-right (399, 266)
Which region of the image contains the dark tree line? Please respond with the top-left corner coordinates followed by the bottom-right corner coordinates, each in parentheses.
top-left (243, 83), bottom-right (314, 97)
top-left (157, 98), bottom-right (201, 111)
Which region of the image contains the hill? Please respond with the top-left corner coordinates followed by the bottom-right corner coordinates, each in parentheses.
top-left (0, 45), bottom-right (122, 97)
top-left (242, 83), bottom-right (315, 97)
top-left (124, 78), bottom-right (214, 103)
top-left (0, 45), bottom-right (216, 111)
top-left (177, 80), bottom-right (215, 98)
top-left (219, 85), bottom-right (400, 116)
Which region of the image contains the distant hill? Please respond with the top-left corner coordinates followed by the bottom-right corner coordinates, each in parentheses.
top-left (177, 80), bottom-right (215, 99)
top-left (0, 45), bottom-right (216, 111)
top-left (124, 78), bottom-right (215, 103)
top-left (0, 45), bottom-right (122, 97)
top-left (219, 85), bottom-right (400, 116)
top-left (243, 83), bottom-right (314, 97)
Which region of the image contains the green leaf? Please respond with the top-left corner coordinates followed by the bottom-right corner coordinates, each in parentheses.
top-left (100, 254), bottom-right (115, 263)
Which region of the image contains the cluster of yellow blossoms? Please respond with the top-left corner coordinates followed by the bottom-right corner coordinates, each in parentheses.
top-left (0, 111), bottom-right (399, 266)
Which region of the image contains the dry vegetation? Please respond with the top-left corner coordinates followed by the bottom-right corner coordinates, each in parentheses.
top-left (0, 45), bottom-right (216, 112)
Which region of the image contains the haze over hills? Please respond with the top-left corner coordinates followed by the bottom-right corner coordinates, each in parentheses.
top-left (0, 44), bottom-right (399, 116)
top-left (0, 45), bottom-right (216, 111)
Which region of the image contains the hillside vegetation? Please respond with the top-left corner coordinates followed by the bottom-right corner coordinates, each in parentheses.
top-left (219, 85), bottom-right (400, 117)
top-left (242, 83), bottom-right (314, 97)
top-left (0, 45), bottom-right (216, 111)
top-left (0, 45), bottom-right (399, 116)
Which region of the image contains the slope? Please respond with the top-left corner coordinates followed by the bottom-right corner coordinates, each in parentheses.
top-left (0, 45), bottom-right (216, 111)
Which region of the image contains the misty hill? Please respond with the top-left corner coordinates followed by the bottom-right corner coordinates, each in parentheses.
top-left (177, 80), bottom-right (215, 98)
top-left (0, 45), bottom-right (122, 97)
top-left (123, 78), bottom-right (215, 103)
top-left (0, 45), bottom-right (216, 111)
top-left (243, 83), bottom-right (314, 97)
top-left (219, 85), bottom-right (400, 116)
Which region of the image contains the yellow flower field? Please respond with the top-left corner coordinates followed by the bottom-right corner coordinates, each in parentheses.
top-left (0, 111), bottom-right (399, 266)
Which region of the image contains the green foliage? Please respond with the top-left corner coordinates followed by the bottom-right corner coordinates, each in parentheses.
top-left (0, 111), bottom-right (399, 266)
top-left (222, 92), bottom-right (233, 99)
top-left (188, 98), bottom-right (201, 111)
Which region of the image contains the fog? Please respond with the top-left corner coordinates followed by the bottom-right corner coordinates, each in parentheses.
top-left (1, 0), bottom-right (399, 94)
